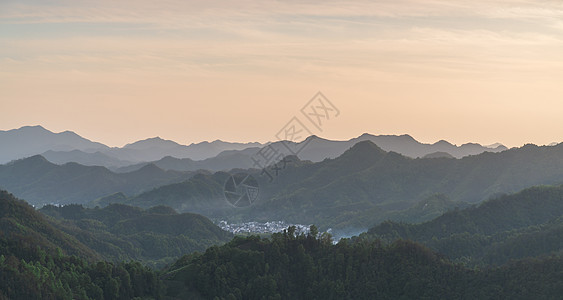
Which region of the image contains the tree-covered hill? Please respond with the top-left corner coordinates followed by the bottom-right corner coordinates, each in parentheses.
top-left (40, 202), bottom-right (233, 268)
top-left (162, 230), bottom-right (563, 299)
top-left (0, 190), bottom-right (100, 261)
top-left (120, 172), bottom-right (231, 216)
top-left (0, 191), bottom-right (162, 299)
top-left (363, 185), bottom-right (563, 265)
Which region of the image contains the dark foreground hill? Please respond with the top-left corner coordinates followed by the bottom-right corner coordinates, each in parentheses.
top-left (2, 190), bottom-right (563, 299)
top-left (0, 190), bottom-right (100, 261)
top-left (40, 203), bottom-right (233, 268)
top-left (163, 230), bottom-right (563, 299)
top-left (0, 190), bottom-right (162, 299)
top-left (363, 185), bottom-right (563, 265)
top-left (0, 189), bottom-right (232, 268)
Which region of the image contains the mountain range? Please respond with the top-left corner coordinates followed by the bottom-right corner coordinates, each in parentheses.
top-left (0, 125), bottom-right (263, 165)
top-left (0, 155), bottom-right (194, 206)
top-left (1, 126), bottom-right (508, 172)
top-left (2, 138), bottom-right (562, 229)
top-left (4, 186), bottom-right (563, 299)
top-left (0, 125), bottom-right (108, 164)
top-left (112, 134), bottom-right (509, 173)
top-left (87, 141), bottom-right (563, 230)
top-left (2, 126), bottom-right (563, 298)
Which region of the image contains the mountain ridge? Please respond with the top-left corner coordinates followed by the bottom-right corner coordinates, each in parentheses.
top-left (0, 155), bottom-right (195, 207)
top-left (103, 141), bottom-right (563, 230)
top-left (2, 125), bottom-right (513, 170)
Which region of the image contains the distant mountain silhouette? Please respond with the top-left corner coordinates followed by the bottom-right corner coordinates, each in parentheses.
top-left (423, 151), bottom-right (455, 159)
top-left (2, 125), bottom-right (511, 171)
top-left (259, 133), bottom-right (508, 163)
top-left (103, 137), bottom-right (264, 162)
top-left (0, 125), bottom-right (108, 163)
top-left (42, 149), bottom-right (135, 168)
top-left (112, 134), bottom-right (507, 173)
top-left (114, 148), bottom-right (262, 173)
top-left (1, 125), bottom-right (266, 165)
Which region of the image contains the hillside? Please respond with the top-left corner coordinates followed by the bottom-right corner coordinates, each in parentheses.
top-left (115, 172), bottom-right (230, 215)
top-left (0, 190), bottom-right (100, 261)
top-left (363, 185), bottom-right (563, 265)
top-left (162, 230), bottom-right (563, 299)
top-left (0, 156), bottom-right (193, 206)
top-left (0, 191), bottom-right (162, 299)
top-left (40, 203), bottom-right (233, 268)
top-left (115, 141), bottom-right (563, 230)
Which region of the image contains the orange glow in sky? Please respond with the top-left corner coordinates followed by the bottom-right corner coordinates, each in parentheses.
top-left (1, 0), bottom-right (562, 147)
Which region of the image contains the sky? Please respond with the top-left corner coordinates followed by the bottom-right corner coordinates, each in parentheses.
top-left (1, 0), bottom-right (562, 147)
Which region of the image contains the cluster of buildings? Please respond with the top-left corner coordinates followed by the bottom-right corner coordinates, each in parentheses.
top-left (217, 220), bottom-right (311, 235)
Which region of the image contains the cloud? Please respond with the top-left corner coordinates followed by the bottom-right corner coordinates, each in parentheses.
top-left (2, 0), bottom-right (562, 25)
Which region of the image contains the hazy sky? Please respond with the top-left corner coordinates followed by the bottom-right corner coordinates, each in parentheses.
top-left (1, 0), bottom-right (562, 147)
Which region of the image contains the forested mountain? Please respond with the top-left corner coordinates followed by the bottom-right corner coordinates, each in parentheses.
top-left (0, 190), bottom-right (100, 261)
top-left (0, 155), bottom-right (193, 206)
top-left (363, 185), bottom-right (563, 265)
top-left (40, 203), bottom-right (233, 268)
top-left (163, 230), bottom-right (563, 299)
top-left (115, 141), bottom-right (563, 230)
top-left (118, 172), bottom-right (231, 216)
top-left (0, 191), bottom-right (162, 299)
top-left (2, 187), bottom-right (563, 299)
